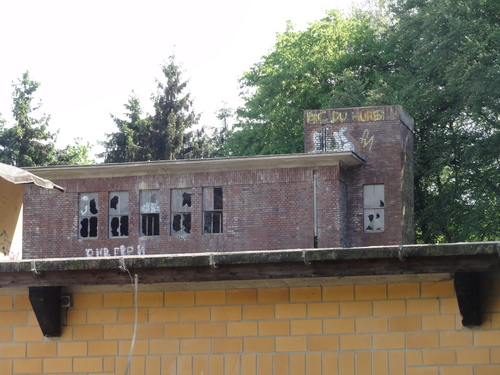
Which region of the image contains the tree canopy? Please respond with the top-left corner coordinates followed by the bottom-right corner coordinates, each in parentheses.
top-left (225, 0), bottom-right (500, 243)
top-left (0, 72), bottom-right (93, 167)
top-left (100, 56), bottom-right (221, 163)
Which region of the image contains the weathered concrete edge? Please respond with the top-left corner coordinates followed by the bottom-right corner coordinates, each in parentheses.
top-left (2, 242), bottom-right (499, 273)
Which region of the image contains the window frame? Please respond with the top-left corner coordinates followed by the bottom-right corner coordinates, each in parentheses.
top-left (203, 187), bottom-right (223, 234)
top-left (140, 190), bottom-right (160, 237)
top-left (109, 191), bottom-right (129, 238)
top-left (363, 184), bottom-right (385, 232)
top-left (170, 188), bottom-right (192, 235)
top-left (79, 193), bottom-right (99, 239)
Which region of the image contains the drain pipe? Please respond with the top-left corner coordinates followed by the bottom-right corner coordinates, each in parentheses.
top-left (313, 170), bottom-right (318, 248)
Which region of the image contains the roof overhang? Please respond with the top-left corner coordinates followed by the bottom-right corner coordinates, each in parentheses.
top-left (7, 241), bottom-right (497, 337)
top-left (2, 242), bottom-right (498, 289)
top-left (0, 163), bottom-right (64, 191)
top-left (24, 152), bottom-right (364, 180)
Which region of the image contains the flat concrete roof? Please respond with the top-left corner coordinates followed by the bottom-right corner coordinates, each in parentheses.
top-left (25, 152), bottom-right (364, 180)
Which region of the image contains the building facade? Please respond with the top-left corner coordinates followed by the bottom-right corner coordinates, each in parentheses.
top-left (22, 105), bottom-right (414, 259)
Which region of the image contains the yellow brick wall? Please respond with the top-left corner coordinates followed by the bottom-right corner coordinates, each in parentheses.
top-left (1, 278), bottom-right (500, 374)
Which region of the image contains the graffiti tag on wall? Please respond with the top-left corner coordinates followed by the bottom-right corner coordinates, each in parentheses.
top-left (306, 108), bottom-right (385, 124)
top-left (359, 129), bottom-right (375, 151)
top-left (85, 244), bottom-right (146, 257)
top-left (0, 230), bottom-right (19, 260)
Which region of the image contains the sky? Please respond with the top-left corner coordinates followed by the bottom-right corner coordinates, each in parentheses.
top-left (0, 0), bottom-right (354, 159)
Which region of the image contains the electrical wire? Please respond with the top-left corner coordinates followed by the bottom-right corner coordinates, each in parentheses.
top-left (124, 273), bottom-right (138, 375)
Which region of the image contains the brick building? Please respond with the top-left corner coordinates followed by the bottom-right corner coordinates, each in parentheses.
top-left (22, 105), bottom-right (414, 259)
top-left (0, 105), bottom-right (498, 375)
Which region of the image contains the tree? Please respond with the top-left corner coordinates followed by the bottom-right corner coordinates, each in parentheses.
top-left (385, 0), bottom-right (500, 242)
top-left (100, 56), bottom-right (202, 162)
top-left (99, 95), bottom-right (152, 163)
top-left (0, 72), bottom-right (57, 167)
top-left (54, 138), bottom-right (94, 165)
top-left (150, 56), bottom-right (199, 161)
top-left (225, 10), bottom-right (389, 156)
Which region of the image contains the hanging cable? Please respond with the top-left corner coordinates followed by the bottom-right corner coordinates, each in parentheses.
top-left (124, 273), bottom-right (138, 375)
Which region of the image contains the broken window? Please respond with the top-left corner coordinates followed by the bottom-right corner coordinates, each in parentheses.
top-left (203, 187), bottom-right (223, 234)
top-left (140, 190), bottom-right (159, 236)
top-left (109, 191), bottom-right (129, 237)
top-left (79, 193), bottom-right (98, 238)
top-left (364, 184), bottom-right (385, 232)
top-left (171, 189), bottom-right (191, 235)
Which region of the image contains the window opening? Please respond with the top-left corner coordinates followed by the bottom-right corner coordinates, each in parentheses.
top-left (171, 189), bottom-right (191, 235)
top-left (203, 187), bottom-right (223, 234)
top-left (79, 193), bottom-right (98, 238)
top-left (140, 190), bottom-right (159, 236)
top-left (364, 185), bottom-right (385, 232)
top-left (109, 191), bottom-right (129, 237)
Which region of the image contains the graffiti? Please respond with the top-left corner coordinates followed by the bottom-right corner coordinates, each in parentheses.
top-left (306, 108), bottom-right (386, 124)
top-left (85, 245), bottom-right (146, 258)
top-left (352, 109), bottom-right (384, 122)
top-left (0, 230), bottom-right (12, 256)
top-left (331, 111), bottom-right (348, 123)
top-left (360, 129), bottom-right (375, 151)
top-left (306, 110), bottom-right (328, 124)
top-left (312, 126), bottom-right (357, 153)
top-left (0, 230), bottom-right (20, 261)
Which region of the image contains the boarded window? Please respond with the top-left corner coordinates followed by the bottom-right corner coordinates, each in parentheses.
top-left (171, 189), bottom-right (191, 235)
top-left (203, 187), bottom-right (223, 234)
top-left (109, 192), bottom-right (129, 237)
top-left (79, 193), bottom-right (98, 238)
top-left (140, 190), bottom-right (159, 236)
top-left (364, 185), bottom-right (384, 232)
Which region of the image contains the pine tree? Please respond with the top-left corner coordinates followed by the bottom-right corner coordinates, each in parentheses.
top-left (0, 71), bottom-right (57, 167)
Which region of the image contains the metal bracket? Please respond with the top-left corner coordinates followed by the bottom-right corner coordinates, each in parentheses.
top-left (302, 250), bottom-right (312, 265)
top-left (398, 245), bottom-right (406, 262)
top-left (209, 254), bottom-right (218, 269)
top-left (31, 260), bottom-right (40, 275)
top-left (118, 257), bottom-right (128, 272)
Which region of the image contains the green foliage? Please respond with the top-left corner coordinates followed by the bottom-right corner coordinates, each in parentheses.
top-left (386, 0), bottom-right (500, 242)
top-left (99, 95), bottom-right (152, 163)
top-left (54, 138), bottom-right (94, 165)
top-left (228, 0), bottom-right (500, 243)
top-left (151, 56), bottom-right (199, 161)
top-left (0, 72), bottom-right (57, 167)
top-left (226, 10), bottom-right (388, 156)
top-left (101, 56), bottom-right (207, 162)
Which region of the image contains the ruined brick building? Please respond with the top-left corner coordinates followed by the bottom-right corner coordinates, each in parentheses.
top-left (22, 105), bottom-right (414, 259)
top-left (2, 105), bottom-right (500, 375)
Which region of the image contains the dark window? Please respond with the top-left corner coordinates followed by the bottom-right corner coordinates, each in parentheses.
top-left (171, 189), bottom-right (191, 235)
top-left (140, 190), bottom-right (160, 236)
top-left (203, 187), bottom-right (223, 234)
top-left (109, 192), bottom-right (129, 237)
top-left (79, 193), bottom-right (98, 238)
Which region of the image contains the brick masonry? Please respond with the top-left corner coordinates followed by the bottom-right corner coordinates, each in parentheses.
top-left (22, 105), bottom-right (414, 259)
top-left (1, 278), bottom-right (500, 374)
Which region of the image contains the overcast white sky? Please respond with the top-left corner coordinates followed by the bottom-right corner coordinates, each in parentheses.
top-left (0, 0), bottom-right (354, 159)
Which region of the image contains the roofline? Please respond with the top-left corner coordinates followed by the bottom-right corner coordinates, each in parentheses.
top-left (24, 152), bottom-right (365, 180)
top-left (1, 242), bottom-right (498, 288)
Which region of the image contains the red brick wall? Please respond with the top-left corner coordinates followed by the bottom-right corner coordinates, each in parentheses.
top-left (23, 166), bottom-right (344, 259)
top-left (304, 106), bottom-right (414, 247)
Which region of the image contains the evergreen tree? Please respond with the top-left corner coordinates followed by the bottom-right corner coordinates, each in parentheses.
top-left (150, 56), bottom-right (199, 160)
top-left (0, 72), bottom-right (57, 167)
top-left (99, 95), bottom-right (152, 163)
